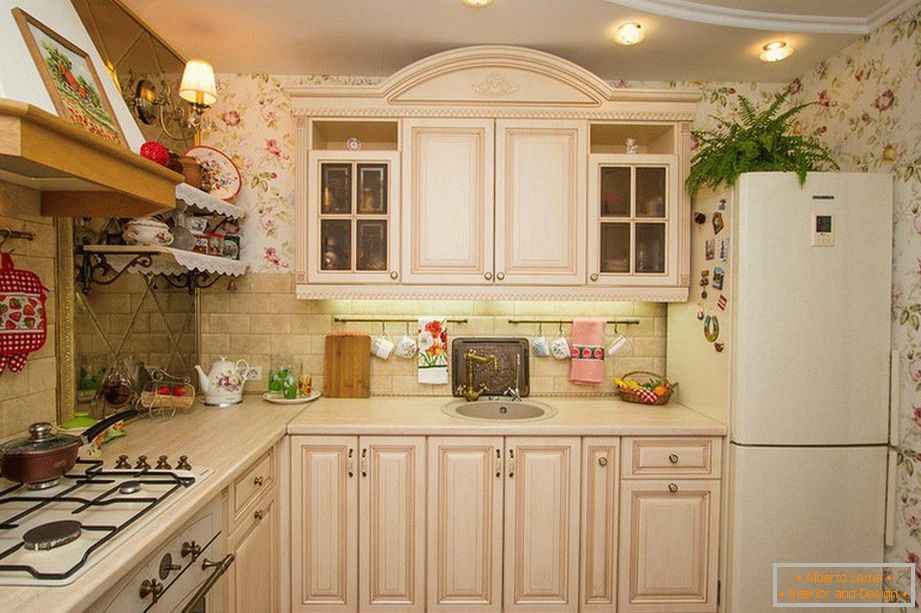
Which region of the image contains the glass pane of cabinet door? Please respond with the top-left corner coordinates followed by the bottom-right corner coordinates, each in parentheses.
top-left (589, 155), bottom-right (677, 286)
top-left (309, 153), bottom-right (400, 283)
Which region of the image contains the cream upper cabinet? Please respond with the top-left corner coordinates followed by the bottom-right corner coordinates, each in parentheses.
top-left (503, 437), bottom-right (581, 613)
top-left (494, 120), bottom-right (587, 286)
top-left (618, 479), bottom-right (720, 613)
top-left (359, 436), bottom-right (426, 612)
top-left (427, 437), bottom-right (504, 613)
top-left (290, 436), bottom-right (358, 613)
top-left (402, 119), bottom-right (495, 284)
top-left (581, 437), bottom-right (620, 613)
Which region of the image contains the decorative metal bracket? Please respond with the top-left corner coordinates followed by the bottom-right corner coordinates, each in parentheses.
top-left (78, 248), bottom-right (228, 295)
top-left (157, 270), bottom-right (225, 294)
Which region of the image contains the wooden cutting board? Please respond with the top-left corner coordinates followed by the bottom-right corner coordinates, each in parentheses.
top-left (324, 333), bottom-right (371, 398)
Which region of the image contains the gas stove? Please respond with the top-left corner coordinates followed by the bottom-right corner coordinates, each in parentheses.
top-left (0, 457), bottom-right (211, 587)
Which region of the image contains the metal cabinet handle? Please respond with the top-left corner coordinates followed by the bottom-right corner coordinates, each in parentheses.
top-left (253, 475), bottom-right (264, 486)
top-left (598, 456), bottom-right (608, 467)
top-left (508, 449), bottom-right (516, 478)
top-left (254, 509), bottom-right (266, 521)
top-left (347, 448), bottom-right (355, 478)
top-left (180, 554), bottom-right (235, 613)
top-left (496, 272), bottom-right (506, 281)
top-left (484, 272), bottom-right (493, 281)
top-left (590, 273), bottom-right (599, 282)
top-left (668, 453), bottom-right (679, 464)
top-left (361, 448), bottom-right (368, 477)
top-left (389, 270), bottom-right (398, 280)
top-left (668, 482), bottom-right (679, 493)
top-left (495, 448), bottom-right (502, 478)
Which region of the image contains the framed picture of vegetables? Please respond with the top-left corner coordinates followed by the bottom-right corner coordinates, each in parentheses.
top-left (12, 8), bottom-right (127, 147)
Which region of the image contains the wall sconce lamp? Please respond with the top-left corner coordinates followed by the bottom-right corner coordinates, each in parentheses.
top-left (128, 59), bottom-right (217, 140)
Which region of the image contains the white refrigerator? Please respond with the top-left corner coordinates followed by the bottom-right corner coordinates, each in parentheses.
top-left (667, 172), bottom-right (894, 613)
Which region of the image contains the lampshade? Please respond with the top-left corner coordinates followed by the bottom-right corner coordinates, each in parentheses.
top-left (179, 60), bottom-right (217, 106)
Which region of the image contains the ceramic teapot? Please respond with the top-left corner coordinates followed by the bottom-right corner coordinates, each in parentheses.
top-left (195, 357), bottom-right (254, 406)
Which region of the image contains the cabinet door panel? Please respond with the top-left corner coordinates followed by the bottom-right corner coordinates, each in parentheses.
top-left (495, 120), bottom-right (587, 285)
top-left (402, 119), bottom-right (495, 284)
top-left (581, 438), bottom-right (619, 613)
top-left (619, 479), bottom-right (720, 613)
top-left (359, 437), bottom-right (426, 612)
top-left (427, 437), bottom-right (504, 613)
top-left (230, 492), bottom-right (278, 613)
top-left (504, 437), bottom-right (581, 612)
top-left (290, 436), bottom-right (358, 613)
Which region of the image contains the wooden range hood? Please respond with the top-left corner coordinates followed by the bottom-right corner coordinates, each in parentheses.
top-left (0, 99), bottom-right (182, 217)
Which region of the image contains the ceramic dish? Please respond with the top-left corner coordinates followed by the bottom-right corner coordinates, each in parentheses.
top-left (262, 390), bottom-right (322, 405)
top-left (183, 145), bottom-right (242, 201)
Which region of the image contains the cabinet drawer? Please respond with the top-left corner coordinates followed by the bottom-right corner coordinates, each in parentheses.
top-left (622, 437), bottom-right (721, 478)
top-left (233, 448), bottom-right (275, 519)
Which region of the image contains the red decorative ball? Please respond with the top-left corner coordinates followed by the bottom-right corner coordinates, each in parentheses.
top-left (140, 141), bottom-right (170, 166)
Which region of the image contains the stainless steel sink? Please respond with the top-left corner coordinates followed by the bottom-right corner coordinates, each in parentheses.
top-left (442, 399), bottom-right (557, 422)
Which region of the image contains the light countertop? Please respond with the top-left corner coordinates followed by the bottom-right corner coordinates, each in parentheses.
top-left (0, 394), bottom-right (723, 611)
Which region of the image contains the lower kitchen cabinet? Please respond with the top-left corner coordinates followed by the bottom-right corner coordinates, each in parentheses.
top-left (290, 435), bottom-right (425, 613)
top-left (618, 478), bottom-right (720, 613)
top-left (581, 437), bottom-right (620, 613)
top-left (227, 489), bottom-right (278, 613)
top-left (504, 437), bottom-right (581, 613)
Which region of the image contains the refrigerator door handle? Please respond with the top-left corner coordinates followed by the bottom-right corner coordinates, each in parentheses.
top-left (890, 350), bottom-right (900, 447)
top-left (885, 449), bottom-right (898, 547)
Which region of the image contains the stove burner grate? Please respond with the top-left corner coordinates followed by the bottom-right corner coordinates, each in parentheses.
top-left (23, 520), bottom-right (82, 551)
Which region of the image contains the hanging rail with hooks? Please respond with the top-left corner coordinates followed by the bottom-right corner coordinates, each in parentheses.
top-left (0, 228), bottom-right (36, 245)
top-left (506, 318), bottom-right (640, 326)
top-left (333, 316), bottom-right (469, 324)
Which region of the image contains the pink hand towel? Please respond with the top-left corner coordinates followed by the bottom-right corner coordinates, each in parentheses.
top-left (569, 318), bottom-right (606, 384)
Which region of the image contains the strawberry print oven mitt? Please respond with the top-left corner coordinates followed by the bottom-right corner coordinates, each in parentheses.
top-left (0, 252), bottom-right (48, 374)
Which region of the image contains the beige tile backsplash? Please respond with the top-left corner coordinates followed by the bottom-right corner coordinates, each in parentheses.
top-left (0, 181), bottom-right (57, 437)
top-left (199, 274), bottom-right (666, 396)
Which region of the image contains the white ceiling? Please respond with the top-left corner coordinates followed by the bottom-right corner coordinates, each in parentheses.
top-left (119, 0), bottom-right (908, 82)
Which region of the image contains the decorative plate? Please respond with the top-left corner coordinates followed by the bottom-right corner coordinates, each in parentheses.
top-left (183, 145), bottom-right (241, 201)
top-left (262, 391), bottom-right (322, 405)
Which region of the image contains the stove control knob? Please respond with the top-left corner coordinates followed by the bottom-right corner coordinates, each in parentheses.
top-left (135, 455), bottom-right (151, 470)
top-left (155, 455), bottom-right (171, 470)
top-left (176, 455), bottom-right (192, 471)
top-left (158, 553), bottom-right (182, 580)
top-left (139, 578), bottom-right (164, 602)
top-left (181, 540), bottom-right (202, 559)
top-left (115, 455), bottom-right (131, 469)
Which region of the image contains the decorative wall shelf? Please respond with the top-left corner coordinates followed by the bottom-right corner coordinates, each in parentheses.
top-left (175, 183), bottom-right (246, 219)
top-left (0, 99), bottom-right (182, 217)
top-left (79, 245), bottom-right (247, 294)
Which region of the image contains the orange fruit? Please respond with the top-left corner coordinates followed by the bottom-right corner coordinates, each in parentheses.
top-left (653, 385), bottom-right (668, 396)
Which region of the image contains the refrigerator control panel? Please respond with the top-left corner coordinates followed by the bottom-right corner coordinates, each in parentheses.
top-left (812, 213), bottom-right (835, 247)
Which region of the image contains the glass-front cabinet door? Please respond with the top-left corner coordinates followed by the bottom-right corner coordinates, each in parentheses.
top-left (307, 151), bottom-right (400, 283)
top-left (588, 154), bottom-right (679, 287)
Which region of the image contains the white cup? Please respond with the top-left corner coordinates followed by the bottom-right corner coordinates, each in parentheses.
top-left (531, 335), bottom-right (550, 357)
top-left (370, 336), bottom-right (394, 360)
top-left (395, 335), bottom-right (418, 359)
top-left (607, 334), bottom-right (630, 356)
top-left (551, 335), bottom-right (571, 360)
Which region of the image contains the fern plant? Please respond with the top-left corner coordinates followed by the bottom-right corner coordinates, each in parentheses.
top-left (686, 92), bottom-right (839, 198)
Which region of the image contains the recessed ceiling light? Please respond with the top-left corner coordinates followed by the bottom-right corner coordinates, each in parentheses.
top-left (615, 22), bottom-right (644, 46)
top-left (760, 40), bottom-right (793, 62)
top-left (462, 0), bottom-right (494, 7)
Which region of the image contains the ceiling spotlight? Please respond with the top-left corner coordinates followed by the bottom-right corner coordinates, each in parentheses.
top-left (760, 40), bottom-right (793, 62)
top-left (462, 0), bottom-right (494, 7)
top-left (615, 22), bottom-right (644, 46)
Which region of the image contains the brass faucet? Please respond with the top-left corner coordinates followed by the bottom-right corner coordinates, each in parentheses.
top-left (456, 349), bottom-right (499, 402)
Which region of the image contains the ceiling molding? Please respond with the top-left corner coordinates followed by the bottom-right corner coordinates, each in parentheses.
top-left (605, 0), bottom-right (912, 34)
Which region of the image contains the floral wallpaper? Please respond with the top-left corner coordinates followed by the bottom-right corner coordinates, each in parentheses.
top-left (781, 5), bottom-right (921, 605)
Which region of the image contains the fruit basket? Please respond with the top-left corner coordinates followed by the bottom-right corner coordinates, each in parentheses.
top-left (139, 369), bottom-right (195, 421)
top-left (614, 371), bottom-right (677, 405)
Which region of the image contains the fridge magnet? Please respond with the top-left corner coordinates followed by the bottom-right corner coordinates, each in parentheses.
top-left (703, 314), bottom-right (720, 342)
top-left (714, 341), bottom-right (725, 352)
top-left (712, 212), bottom-right (725, 235)
top-left (717, 294), bottom-right (727, 310)
top-left (694, 212), bottom-right (707, 225)
top-left (719, 238), bottom-right (730, 261)
top-left (705, 239), bottom-right (715, 261)
top-left (712, 266), bottom-right (725, 291)
top-left (696, 303), bottom-right (705, 320)
top-left (718, 198), bottom-right (727, 211)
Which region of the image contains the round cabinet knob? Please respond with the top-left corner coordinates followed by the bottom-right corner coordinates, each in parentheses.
top-left (598, 456), bottom-right (608, 467)
top-left (496, 272), bottom-right (506, 281)
top-left (668, 483), bottom-right (679, 493)
top-left (254, 509), bottom-right (266, 520)
top-left (389, 271), bottom-right (398, 280)
top-left (484, 272), bottom-right (493, 281)
top-left (668, 453), bottom-right (679, 464)
top-left (590, 273), bottom-right (599, 282)
top-left (253, 475), bottom-right (264, 486)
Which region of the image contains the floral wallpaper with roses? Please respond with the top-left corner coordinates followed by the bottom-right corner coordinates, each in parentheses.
top-left (782, 5), bottom-right (921, 604)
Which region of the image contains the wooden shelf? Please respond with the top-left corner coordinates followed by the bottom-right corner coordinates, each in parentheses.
top-left (0, 99), bottom-right (183, 217)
